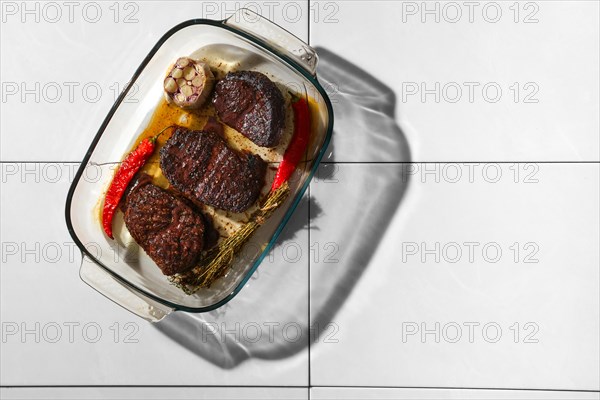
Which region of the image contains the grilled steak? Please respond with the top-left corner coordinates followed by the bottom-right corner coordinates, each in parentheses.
top-left (160, 125), bottom-right (266, 213)
top-left (212, 71), bottom-right (285, 147)
top-left (119, 172), bottom-right (153, 213)
top-left (124, 182), bottom-right (205, 276)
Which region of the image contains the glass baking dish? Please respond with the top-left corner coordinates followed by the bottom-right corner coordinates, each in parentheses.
top-left (65, 9), bottom-right (333, 322)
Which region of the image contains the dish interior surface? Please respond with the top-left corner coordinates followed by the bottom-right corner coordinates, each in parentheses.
top-left (68, 22), bottom-right (331, 310)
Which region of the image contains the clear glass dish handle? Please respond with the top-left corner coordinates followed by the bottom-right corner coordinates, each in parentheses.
top-left (80, 257), bottom-right (173, 322)
top-left (223, 8), bottom-right (318, 76)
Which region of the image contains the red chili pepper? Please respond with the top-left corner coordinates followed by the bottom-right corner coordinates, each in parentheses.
top-left (102, 127), bottom-right (171, 239)
top-left (271, 96), bottom-right (310, 191)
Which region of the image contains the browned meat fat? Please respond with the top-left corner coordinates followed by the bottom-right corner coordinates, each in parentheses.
top-left (124, 182), bottom-right (205, 276)
top-left (160, 126), bottom-right (266, 213)
top-left (212, 71), bottom-right (285, 148)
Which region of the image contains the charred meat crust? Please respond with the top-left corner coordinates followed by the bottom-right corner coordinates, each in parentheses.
top-left (124, 182), bottom-right (206, 276)
top-left (212, 71), bottom-right (285, 148)
top-left (119, 172), bottom-right (154, 213)
top-left (160, 126), bottom-right (266, 213)
top-left (123, 173), bottom-right (218, 250)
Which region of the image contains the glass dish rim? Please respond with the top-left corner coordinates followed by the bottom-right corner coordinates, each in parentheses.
top-left (64, 17), bottom-right (334, 313)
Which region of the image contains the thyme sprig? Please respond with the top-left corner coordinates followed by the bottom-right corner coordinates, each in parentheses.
top-left (170, 182), bottom-right (291, 294)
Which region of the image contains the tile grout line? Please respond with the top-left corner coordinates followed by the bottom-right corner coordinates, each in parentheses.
top-left (1, 385), bottom-right (597, 392)
top-left (311, 386), bottom-right (600, 393)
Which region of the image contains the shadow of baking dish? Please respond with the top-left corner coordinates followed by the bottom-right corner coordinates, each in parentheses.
top-left (154, 47), bottom-right (412, 368)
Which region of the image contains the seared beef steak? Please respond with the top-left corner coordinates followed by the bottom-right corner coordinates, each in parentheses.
top-left (124, 182), bottom-right (205, 276)
top-left (119, 172), bottom-right (153, 213)
top-left (212, 71), bottom-right (285, 147)
top-left (160, 126), bottom-right (266, 213)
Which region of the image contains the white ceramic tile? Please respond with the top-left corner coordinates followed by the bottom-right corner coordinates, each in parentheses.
top-left (0, 387), bottom-right (308, 400)
top-left (311, 387), bottom-right (599, 400)
top-left (310, 1), bottom-right (599, 162)
top-left (309, 163), bottom-right (599, 390)
top-left (314, 48), bottom-right (411, 163)
top-left (0, 1), bottom-right (308, 161)
top-left (0, 163), bottom-right (308, 386)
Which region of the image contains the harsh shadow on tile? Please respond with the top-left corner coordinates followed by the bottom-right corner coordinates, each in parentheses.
top-left (154, 47), bottom-right (412, 368)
